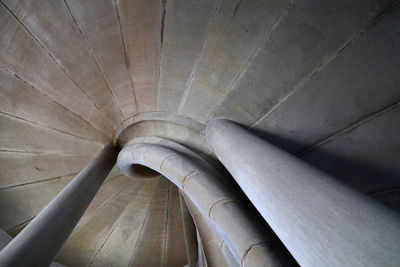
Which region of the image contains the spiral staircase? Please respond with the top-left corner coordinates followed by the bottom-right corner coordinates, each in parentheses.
top-left (0, 0), bottom-right (399, 266)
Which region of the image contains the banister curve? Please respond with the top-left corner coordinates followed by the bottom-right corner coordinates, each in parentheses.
top-left (117, 137), bottom-right (290, 267)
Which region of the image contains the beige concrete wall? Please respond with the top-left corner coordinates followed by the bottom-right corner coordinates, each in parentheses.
top-left (1, 0), bottom-right (399, 265)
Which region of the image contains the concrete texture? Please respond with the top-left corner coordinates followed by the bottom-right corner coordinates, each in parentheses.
top-left (3, 0), bottom-right (124, 128)
top-left (0, 68), bottom-right (109, 144)
top-left (0, 229), bottom-right (66, 267)
top-left (64, 0), bottom-right (138, 118)
top-left (0, 174), bottom-right (74, 230)
top-left (89, 179), bottom-right (158, 267)
top-left (0, 153), bottom-right (91, 188)
top-left (213, 0), bottom-right (395, 125)
top-left (0, 113), bottom-right (102, 155)
top-left (0, 229), bottom-right (12, 250)
top-left (158, 0), bottom-right (219, 113)
top-left (179, 192), bottom-right (198, 267)
top-left (184, 195), bottom-right (233, 267)
top-left (207, 118), bottom-right (400, 267)
top-left (56, 178), bottom-right (145, 266)
top-left (117, 0), bottom-right (162, 112)
top-left (301, 105), bottom-right (400, 194)
top-left (179, 0), bottom-right (288, 123)
top-left (0, 3), bottom-right (114, 137)
top-left (0, 145), bottom-right (118, 266)
top-left (118, 137), bottom-right (293, 266)
top-left (1, 0), bottom-right (400, 265)
top-left (165, 185), bottom-right (188, 267)
top-left (255, 3), bottom-right (400, 153)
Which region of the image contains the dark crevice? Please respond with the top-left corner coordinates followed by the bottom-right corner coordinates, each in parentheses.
top-left (6, 217), bottom-right (34, 234)
top-left (114, 0), bottom-right (130, 69)
top-left (0, 109), bottom-right (104, 146)
top-left (368, 186), bottom-right (400, 197)
top-left (251, 0), bottom-right (400, 130)
top-left (366, 0), bottom-right (400, 30)
top-left (0, 173), bottom-right (78, 191)
top-left (64, 0), bottom-right (126, 121)
top-left (1, 1), bottom-right (115, 133)
top-left (160, 0), bottom-right (167, 48)
top-left (113, 0), bottom-right (139, 113)
top-left (232, 0), bottom-right (242, 17)
top-left (2, 4), bottom-right (115, 137)
top-left (297, 101), bottom-right (400, 156)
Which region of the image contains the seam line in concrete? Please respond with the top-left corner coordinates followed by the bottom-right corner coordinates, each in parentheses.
top-left (162, 182), bottom-right (171, 267)
top-left (0, 172), bottom-right (78, 191)
top-left (208, 198), bottom-right (236, 219)
top-left (72, 175), bottom-right (128, 233)
top-left (63, 0), bottom-right (126, 122)
top-left (156, 0), bottom-right (167, 111)
top-left (207, 0), bottom-right (292, 122)
top-left (250, 0), bottom-right (398, 129)
top-left (181, 171), bottom-right (198, 191)
top-left (298, 101), bottom-right (400, 156)
top-left (0, 65), bottom-right (110, 142)
top-left (219, 239), bottom-right (225, 249)
top-left (128, 179), bottom-right (160, 267)
top-left (87, 181), bottom-right (145, 267)
top-left (113, 0), bottom-right (139, 115)
top-left (0, 1), bottom-right (116, 134)
top-left (0, 149), bottom-right (95, 157)
top-left (368, 186), bottom-right (400, 197)
top-left (159, 153), bottom-right (178, 170)
top-left (177, 0), bottom-right (223, 113)
top-left (0, 109), bottom-right (104, 146)
top-left (241, 242), bottom-right (268, 267)
top-left (6, 216), bottom-right (34, 233)
top-left (156, 0), bottom-right (167, 110)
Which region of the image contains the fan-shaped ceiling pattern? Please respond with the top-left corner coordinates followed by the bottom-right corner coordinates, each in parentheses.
top-left (0, 0), bottom-right (400, 266)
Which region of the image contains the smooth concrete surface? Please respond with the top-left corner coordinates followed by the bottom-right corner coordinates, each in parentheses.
top-left (87, 179), bottom-right (158, 267)
top-left (158, 0), bottom-right (219, 113)
top-left (3, 0), bottom-right (124, 128)
top-left (213, 0), bottom-right (396, 125)
top-left (0, 68), bottom-right (109, 144)
top-left (179, 0), bottom-right (287, 123)
top-left (184, 195), bottom-right (234, 267)
top-left (64, 0), bottom-right (138, 118)
top-left (0, 3), bottom-right (114, 137)
top-left (117, 0), bottom-right (162, 112)
top-left (56, 178), bottom-right (144, 266)
top-left (0, 145), bottom-right (118, 267)
top-left (179, 193), bottom-right (198, 267)
top-left (56, 176), bottom-right (190, 267)
top-left (118, 137), bottom-right (292, 266)
top-left (0, 113), bottom-right (102, 155)
top-left (255, 3), bottom-right (400, 154)
top-left (165, 185), bottom-right (189, 267)
top-left (113, 111), bottom-right (205, 144)
top-left (1, 0), bottom-right (400, 265)
top-left (0, 153), bottom-right (91, 189)
top-left (301, 106), bottom-right (400, 194)
top-left (0, 174), bottom-right (74, 231)
top-left (0, 228), bottom-right (66, 267)
top-left (207, 118), bottom-right (400, 267)
top-left (71, 175), bottom-right (132, 232)
top-left (0, 228), bottom-right (12, 250)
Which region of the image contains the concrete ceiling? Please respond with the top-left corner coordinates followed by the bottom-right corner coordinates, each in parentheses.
top-left (0, 0), bottom-right (399, 266)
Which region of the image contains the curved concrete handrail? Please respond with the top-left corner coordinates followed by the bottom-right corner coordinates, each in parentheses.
top-left (113, 112), bottom-right (206, 144)
top-left (207, 118), bottom-right (400, 267)
top-left (117, 137), bottom-right (288, 267)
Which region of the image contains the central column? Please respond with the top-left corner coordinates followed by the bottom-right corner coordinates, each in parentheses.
top-left (207, 118), bottom-right (400, 267)
top-left (0, 145), bottom-right (118, 267)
